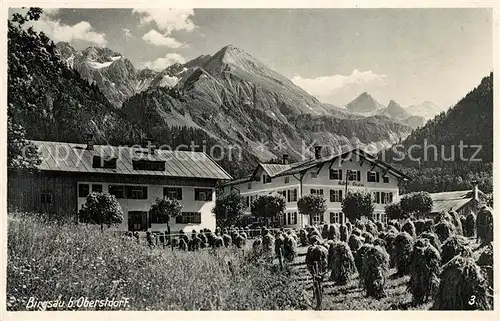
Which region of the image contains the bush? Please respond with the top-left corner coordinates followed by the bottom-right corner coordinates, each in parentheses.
top-left (434, 220), bottom-right (455, 243)
top-left (408, 238), bottom-right (441, 304)
top-left (327, 242), bottom-right (355, 285)
top-left (361, 245), bottom-right (390, 299)
top-left (463, 212), bottom-right (476, 237)
top-left (476, 207), bottom-right (493, 245)
top-left (348, 234), bottom-right (363, 253)
top-left (401, 221), bottom-right (416, 238)
top-left (393, 232), bottom-right (414, 276)
top-left (432, 256), bottom-right (492, 310)
top-left (441, 235), bottom-right (472, 265)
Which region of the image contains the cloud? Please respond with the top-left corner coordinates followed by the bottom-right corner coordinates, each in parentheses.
top-left (291, 69), bottom-right (387, 97)
top-left (15, 8), bottom-right (107, 46)
top-left (142, 53), bottom-right (186, 71)
top-left (132, 8), bottom-right (196, 34)
top-left (123, 28), bottom-right (133, 40)
top-left (142, 29), bottom-right (184, 48)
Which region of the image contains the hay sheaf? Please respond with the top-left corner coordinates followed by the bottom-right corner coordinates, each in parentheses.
top-left (361, 245), bottom-right (390, 299)
top-left (476, 207), bottom-right (493, 245)
top-left (328, 224), bottom-right (339, 241)
top-left (448, 210), bottom-right (464, 236)
top-left (305, 244), bottom-right (328, 276)
top-left (340, 224), bottom-right (349, 242)
top-left (434, 220), bottom-right (456, 243)
top-left (283, 234), bottom-right (297, 262)
top-left (434, 211), bottom-right (453, 224)
top-left (419, 231), bottom-right (442, 251)
top-left (361, 231), bottom-right (374, 244)
top-left (408, 238), bottom-right (441, 304)
top-left (432, 256), bottom-right (492, 310)
top-left (328, 241), bottom-right (356, 285)
top-left (401, 221), bottom-right (416, 238)
top-left (463, 212), bottom-right (476, 238)
top-left (388, 220), bottom-right (401, 231)
top-left (441, 235), bottom-right (472, 265)
top-left (393, 232), bottom-right (414, 276)
top-left (348, 234), bottom-right (363, 253)
top-left (365, 221), bottom-right (378, 237)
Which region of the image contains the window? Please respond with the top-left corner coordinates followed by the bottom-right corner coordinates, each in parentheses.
top-left (330, 212), bottom-right (341, 224)
top-left (347, 170), bottom-right (361, 181)
top-left (373, 192), bottom-right (381, 204)
top-left (383, 176), bottom-right (390, 183)
top-left (278, 190), bottom-right (286, 199)
top-left (78, 184), bottom-right (90, 198)
top-left (92, 184), bottom-right (102, 193)
top-left (195, 188), bottom-right (213, 201)
top-left (312, 213), bottom-right (322, 225)
top-left (330, 190), bottom-right (343, 202)
top-left (176, 212), bottom-right (201, 224)
top-left (262, 174), bottom-right (272, 184)
top-left (247, 182), bottom-right (252, 190)
top-left (132, 160), bottom-right (165, 171)
top-left (164, 187), bottom-right (183, 200)
top-left (310, 188), bottom-right (324, 196)
top-left (367, 171), bottom-right (380, 183)
top-left (40, 192), bottom-right (53, 204)
top-left (329, 169), bottom-right (342, 180)
top-left (286, 189), bottom-right (298, 202)
top-left (286, 212), bottom-right (297, 225)
top-left (311, 171), bottom-right (318, 179)
top-left (381, 192), bottom-right (393, 204)
top-left (284, 176), bottom-right (290, 184)
top-left (92, 156), bottom-right (117, 169)
top-left (126, 186), bottom-right (148, 200)
top-left (109, 185), bottom-right (126, 199)
top-left (380, 213), bottom-right (388, 224)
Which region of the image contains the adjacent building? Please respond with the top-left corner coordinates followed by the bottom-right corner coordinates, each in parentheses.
top-left (8, 139), bottom-right (232, 232)
top-left (222, 147), bottom-right (409, 227)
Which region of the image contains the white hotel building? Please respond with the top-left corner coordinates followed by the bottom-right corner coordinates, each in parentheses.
top-left (222, 147), bottom-right (409, 227)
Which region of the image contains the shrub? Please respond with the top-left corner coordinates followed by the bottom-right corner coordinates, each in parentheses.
top-left (361, 245), bottom-right (390, 299)
top-left (251, 194), bottom-right (287, 226)
top-left (348, 234), bottom-right (363, 253)
top-left (419, 231), bottom-right (442, 250)
top-left (476, 207), bottom-right (493, 245)
top-left (432, 256), bottom-right (492, 310)
top-left (393, 232), bottom-right (414, 276)
top-left (463, 212), bottom-right (476, 237)
top-left (385, 203), bottom-right (403, 220)
top-left (448, 211), bottom-right (463, 236)
top-left (441, 235), bottom-right (472, 265)
top-left (401, 221), bottom-right (416, 238)
top-left (434, 220), bottom-right (455, 243)
top-left (361, 232), bottom-right (374, 244)
top-left (339, 224), bottom-right (348, 242)
top-left (400, 191), bottom-right (433, 218)
top-left (327, 242), bottom-right (355, 285)
top-left (212, 191), bottom-right (246, 228)
top-left (408, 238), bottom-right (441, 304)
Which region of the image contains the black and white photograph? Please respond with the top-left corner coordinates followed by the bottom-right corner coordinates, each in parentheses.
top-left (2, 2), bottom-right (497, 314)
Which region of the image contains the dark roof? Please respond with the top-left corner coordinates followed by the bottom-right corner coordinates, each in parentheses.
top-left (30, 140), bottom-right (232, 180)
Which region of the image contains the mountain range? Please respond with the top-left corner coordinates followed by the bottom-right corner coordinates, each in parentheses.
top-left (55, 43), bottom-right (419, 165)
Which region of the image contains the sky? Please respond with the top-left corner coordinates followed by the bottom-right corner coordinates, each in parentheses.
top-left (9, 8), bottom-right (493, 109)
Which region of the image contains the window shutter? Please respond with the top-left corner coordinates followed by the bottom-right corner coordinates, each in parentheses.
top-left (339, 190), bottom-right (343, 201)
top-left (376, 172), bottom-right (380, 182)
top-left (357, 171), bottom-right (361, 181)
top-left (143, 186), bottom-right (148, 199)
top-left (287, 190), bottom-right (291, 202)
top-left (147, 211), bottom-right (152, 228)
top-left (339, 169), bottom-right (343, 180)
top-left (178, 188), bottom-right (183, 200)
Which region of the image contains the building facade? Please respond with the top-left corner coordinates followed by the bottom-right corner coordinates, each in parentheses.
top-left (8, 140), bottom-right (232, 232)
top-left (222, 147), bottom-right (408, 228)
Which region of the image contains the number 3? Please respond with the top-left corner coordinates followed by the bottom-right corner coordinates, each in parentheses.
top-left (468, 295), bottom-right (476, 305)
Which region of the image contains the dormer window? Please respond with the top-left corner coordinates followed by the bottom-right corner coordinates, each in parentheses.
top-left (92, 156), bottom-right (117, 169)
top-left (132, 159), bottom-right (165, 171)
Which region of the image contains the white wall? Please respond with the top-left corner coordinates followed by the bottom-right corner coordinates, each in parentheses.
top-left (77, 182), bottom-right (216, 232)
top-left (224, 156), bottom-right (401, 227)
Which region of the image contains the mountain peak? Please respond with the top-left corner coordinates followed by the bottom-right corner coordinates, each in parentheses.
top-left (387, 100), bottom-right (403, 110)
top-left (346, 92), bottom-right (384, 114)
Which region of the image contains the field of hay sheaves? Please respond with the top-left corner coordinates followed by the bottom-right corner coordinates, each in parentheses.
top-left (6, 213), bottom-right (307, 311)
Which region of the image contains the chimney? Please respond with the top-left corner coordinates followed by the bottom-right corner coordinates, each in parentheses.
top-left (147, 140), bottom-right (156, 155)
top-left (85, 133), bottom-right (94, 150)
top-left (314, 146), bottom-right (322, 159)
top-left (282, 154), bottom-right (289, 164)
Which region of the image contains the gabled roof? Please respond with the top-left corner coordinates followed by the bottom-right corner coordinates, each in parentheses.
top-left (401, 189), bottom-right (484, 213)
top-left (28, 140), bottom-right (232, 180)
top-left (259, 163), bottom-right (293, 177)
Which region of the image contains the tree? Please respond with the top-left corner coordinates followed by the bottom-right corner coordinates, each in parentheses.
top-left (7, 116), bottom-right (41, 170)
top-left (341, 191), bottom-right (374, 222)
top-left (149, 197), bottom-right (182, 234)
top-left (79, 192), bottom-right (123, 231)
top-left (297, 194), bottom-right (327, 225)
top-left (400, 192), bottom-right (433, 219)
top-left (212, 191), bottom-right (246, 228)
top-left (251, 194), bottom-right (286, 227)
top-left (385, 203), bottom-right (403, 220)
